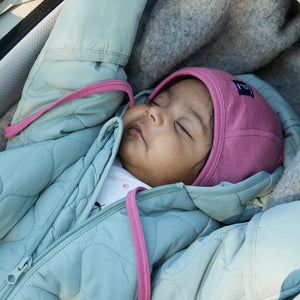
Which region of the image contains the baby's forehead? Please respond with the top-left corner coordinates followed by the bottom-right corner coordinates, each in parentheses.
top-left (165, 76), bottom-right (206, 89)
top-left (171, 78), bottom-right (214, 123)
top-left (168, 77), bottom-right (210, 95)
top-left (170, 78), bottom-right (212, 104)
top-left (147, 74), bottom-right (213, 111)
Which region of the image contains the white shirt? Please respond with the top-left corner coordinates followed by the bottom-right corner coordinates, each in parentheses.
top-left (89, 157), bottom-right (151, 216)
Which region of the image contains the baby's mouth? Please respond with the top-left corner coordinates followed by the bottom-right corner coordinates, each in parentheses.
top-left (128, 122), bottom-right (146, 143)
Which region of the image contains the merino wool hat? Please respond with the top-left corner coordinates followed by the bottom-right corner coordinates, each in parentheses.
top-left (147, 67), bottom-right (283, 187)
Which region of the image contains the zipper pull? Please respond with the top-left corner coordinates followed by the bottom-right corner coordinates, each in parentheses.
top-left (6, 256), bottom-right (32, 285)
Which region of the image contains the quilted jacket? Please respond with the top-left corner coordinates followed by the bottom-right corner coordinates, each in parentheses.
top-left (0, 0), bottom-right (300, 299)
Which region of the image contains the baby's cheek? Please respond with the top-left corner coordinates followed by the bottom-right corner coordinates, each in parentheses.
top-left (122, 104), bottom-right (145, 127)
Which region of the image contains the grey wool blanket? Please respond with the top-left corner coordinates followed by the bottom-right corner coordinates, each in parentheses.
top-left (126, 0), bottom-right (300, 108)
top-left (1, 0), bottom-right (300, 210)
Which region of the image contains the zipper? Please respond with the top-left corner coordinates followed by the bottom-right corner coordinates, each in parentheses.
top-left (1, 198), bottom-right (127, 299)
top-left (0, 124), bottom-right (117, 299)
top-left (6, 257), bottom-right (33, 286)
top-left (2, 185), bottom-right (180, 299)
top-left (0, 207), bottom-right (109, 299)
top-left (0, 256), bottom-right (33, 299)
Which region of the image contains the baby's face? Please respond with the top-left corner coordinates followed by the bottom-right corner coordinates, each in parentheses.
top-left (119, 78), bottom-right (213, 187)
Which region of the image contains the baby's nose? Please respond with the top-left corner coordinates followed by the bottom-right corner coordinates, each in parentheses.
top-left (146, 106), bottom-right (166, 127)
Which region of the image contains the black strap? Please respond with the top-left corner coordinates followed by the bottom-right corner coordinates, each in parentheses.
top-left (0, 0), bottom-right (64, 60)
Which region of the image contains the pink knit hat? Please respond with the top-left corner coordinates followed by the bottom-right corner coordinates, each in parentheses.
top-left (147, 67), bottom-right (283, 187)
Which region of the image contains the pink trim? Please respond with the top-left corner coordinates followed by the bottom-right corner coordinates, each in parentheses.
top-left (126, 187), bottom-right (151, 300)
top-left (5, 79), bottom-right (134, 138)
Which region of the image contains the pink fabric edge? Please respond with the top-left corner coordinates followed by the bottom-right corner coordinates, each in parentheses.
top-left (5, 79), bottom-right (134, 138)
top-left (126, 187), bottom-right (151, 300)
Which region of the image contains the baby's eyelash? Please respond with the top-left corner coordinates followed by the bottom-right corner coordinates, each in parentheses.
top-left (150, 101), bottom-right (192, 139)
top-left (150, 101), bottom-right (159, 106)
top-left (176, 121), bottom-right (192, 138)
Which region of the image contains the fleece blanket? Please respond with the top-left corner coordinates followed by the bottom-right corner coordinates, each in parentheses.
top-left (1, 0), bottom-right (300, 207)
